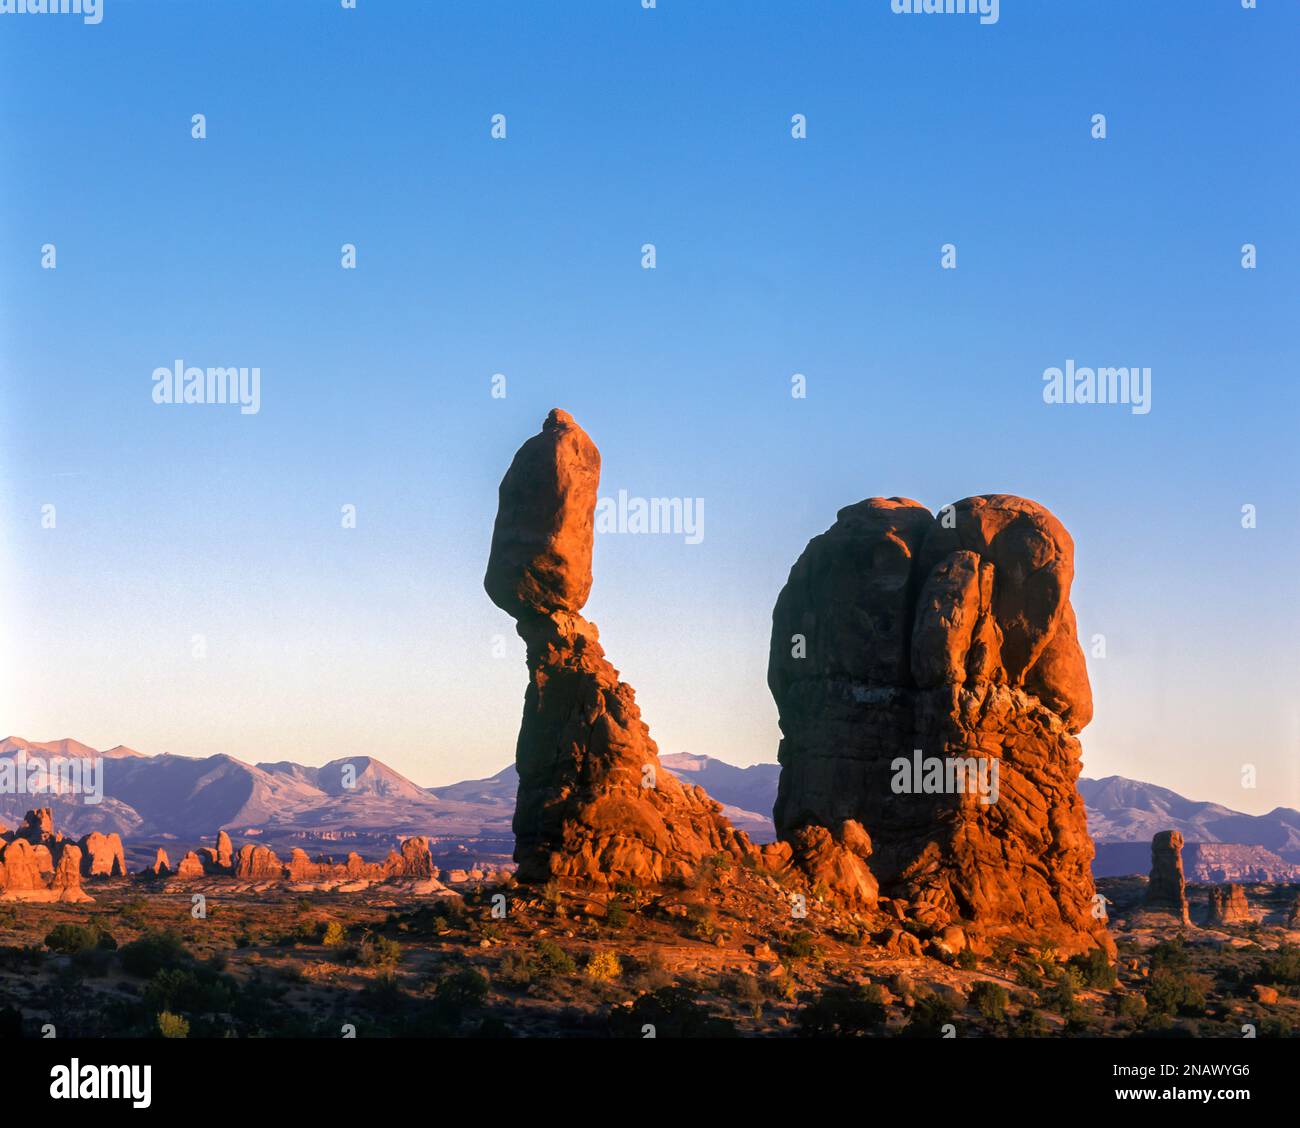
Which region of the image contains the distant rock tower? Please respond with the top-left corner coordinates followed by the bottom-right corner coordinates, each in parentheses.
top-left (485, 410), bottom-right (754, 887)
top-left (1146, 829), bottom-right (1192, 924)
top-left (1206, 883), bottom-right (1252, 926)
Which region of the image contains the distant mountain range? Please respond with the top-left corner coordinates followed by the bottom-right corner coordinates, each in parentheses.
top-left (4, 737), bottom-right (1297, 880)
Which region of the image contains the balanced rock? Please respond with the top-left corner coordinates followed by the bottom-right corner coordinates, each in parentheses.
top-left (768, 495), bottom-right (1109, 953)
top-left (78, 831), bottom-right (127, 877)
top-left (487, 410), bottom-right (754, 887)
top-left (1207, 883), bottom-right (1252, 925)
top-left (1145, 830), bottom-right (1191, 924)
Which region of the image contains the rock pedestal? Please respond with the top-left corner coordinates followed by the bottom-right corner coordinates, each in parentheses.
top-left (487, 410), bottom-right (753, 887)
top-left (1146, 829), bottom-right (1192, 924)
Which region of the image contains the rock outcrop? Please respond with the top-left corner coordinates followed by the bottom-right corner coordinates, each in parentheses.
top-left (768, 495), bottom-right (1110, 953)
top-left (78, 831), bottom-right (127, 878)
top-left (147, 848), bottom-right (171, 876)
top-left (1287, 895), bottom-right (1300, 930)
top-left (1146, 830), bottom-right (1192, 924)
top-left (0, 810), bottom-right (89, 901)
top-left (1206, 883), bottom-right (1252, 926)
top-left (487, 410), bottom-right (755, 887)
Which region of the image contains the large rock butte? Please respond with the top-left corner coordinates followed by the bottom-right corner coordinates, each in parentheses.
top-left (486, 410), bottom-right (754, 887)
top-left (768, 495), bottom-right (1110, 953)
top-left (1146, 829), bottom-right (1192, 924)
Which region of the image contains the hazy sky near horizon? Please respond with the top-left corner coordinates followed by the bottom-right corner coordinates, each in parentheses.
top-left (1, 2), bottom-right (1296, 815)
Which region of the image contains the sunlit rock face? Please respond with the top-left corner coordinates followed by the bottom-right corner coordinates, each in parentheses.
top-left (769, 494), bottom-right (1110, 954)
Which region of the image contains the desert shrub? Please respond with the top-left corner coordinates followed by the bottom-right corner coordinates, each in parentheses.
top-left (784, 932), bottom-right (817, 962)
top-left (1114, 992), bottom-right (1147, 1020)
top-left (1145, 968), bottom-right (1211, 1017)
top-left (797, 984), bottom-right (888, 1037)
top-left (584, 950), bottom-right (622, 982)
top-left (356, 933), bottom-right (401, 969)
top-left (120, 931), bottom-right (191, 978)
top-left (721, 972), bottom-right (763, 1005)
top-left (685, 902), bottom-right (716, 940)
top-left (534, 940), bottom-right (576, 977)
top-left (44, 923), bottom-right (111, 955)
top-left (1010, 1008), bottom-right (1049, 1038)
top-left (143, 966), bottom-right (234, 1015)
top-left (901, 994), bottom-right (955, 1038)
top-left (322, 921), bottom-right (347, 947)
top-left (604, 903), bottom-right (630, 930)
top-left (434, 967), bottom-right (490, 1007)
top-left (1068, 948), bottom-right (1117, 989)
top-left (969, 981), bottom-right (1009, 1022)
top-left (156, 1011), bottom-right (189, 1039)
top-left (608, 986), bottom-right (737, 1038)
top-left (1260, 943), bottom-right (1300, 987)
top-left (957, 949), bottom-right (978, 970)
top-left (295, 898), bottom-right (313, 913)
top-left (1014, 961), bottom-right (1044, 989)
top-left (1149, 939), bottom-right (1192, 973)
top-left (1048, 975), bottom-right (1079, 1019)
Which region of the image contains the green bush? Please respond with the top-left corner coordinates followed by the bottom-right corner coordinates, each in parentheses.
top-left (44, 923), bottom-right (112, 955)
top-left (434, 967), bottom-right (490, 1007)
top-left (1145, 967), bottom-right (1210, 1017)
top-left (120, 931), bottom-right (191, 978)
top-left (1068, 948), bottom-right (1117, 989)
top-left (797, 984), bottom-right (888, 1037)
top-left (969, 981), bottom-right (1009, 1022)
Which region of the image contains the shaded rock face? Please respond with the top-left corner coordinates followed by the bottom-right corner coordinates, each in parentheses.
top-left (1146, 830), bottom-right (1191, 923)
top-left (1206, 883), bottom-right (1252, 925)
top-left (1287, 895), bottom-right (1300, 930)
top-left (487, 410), bottom-right (755, 888)
top-left (768, 495), bottom-right (1109, 952)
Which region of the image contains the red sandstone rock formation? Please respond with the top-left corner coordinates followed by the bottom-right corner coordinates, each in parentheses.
top-left (487, 410), bottom-right (755, 888)
top-left (383, 836), bottom-right (435, 879)
top-left (768, 495), bottom-right (1110, 953)
top-left (216, 830), bottom-right (234, 870)
top-left (1145, 830), bottom-right (1191, 924)
top-left (147, 848), bottom-right (171, 876)
top-left (1206, 883), bottom-right (1252, 925)
top-left (78, 831), bottom-right (127, 877)
top-left (175, 850), bottom-right (206, 878)
top-left (0, 811), bottom-right (88, 901)
top-left (234, 843), bottom-right (283, 880)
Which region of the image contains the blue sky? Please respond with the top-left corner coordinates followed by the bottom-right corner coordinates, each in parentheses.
top-left (1, 1), bottom-right (1296, 815)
